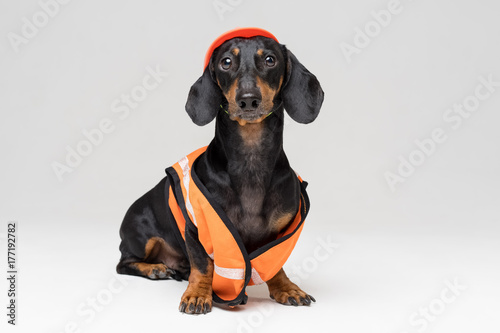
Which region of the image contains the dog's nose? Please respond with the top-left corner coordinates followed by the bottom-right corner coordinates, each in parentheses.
top-left (237, 92), bottom-right (261, 111)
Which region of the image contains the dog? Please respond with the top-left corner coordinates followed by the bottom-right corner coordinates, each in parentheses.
top-left (117, 28), bottom-right (324, 315)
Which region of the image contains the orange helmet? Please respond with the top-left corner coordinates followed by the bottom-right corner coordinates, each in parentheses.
top-left (203, 27), bottom-right (279, 70)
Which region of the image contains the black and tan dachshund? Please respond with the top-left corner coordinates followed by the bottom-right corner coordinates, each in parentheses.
top-left (117, 31), bottom-right (324, 314)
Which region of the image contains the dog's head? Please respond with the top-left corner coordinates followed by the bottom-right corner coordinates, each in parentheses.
top-left (185, 28), bottom-right (324, 126)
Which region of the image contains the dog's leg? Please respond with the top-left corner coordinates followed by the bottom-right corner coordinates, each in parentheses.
top-left (179, 228), bottom-right (214, 314)
top-left (117, 236), bottom-right (188, 281)
top-left (266, 268), bottom-right (316, 306)
top-left (117, 261), bottom-right (175, 280)
top-left (179, 258), bottom-right (213, 314)
top-left (117, 178), bottom-right (191, 281)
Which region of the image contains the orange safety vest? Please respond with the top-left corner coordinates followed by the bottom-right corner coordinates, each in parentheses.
top-left (165, 147), bottom-right (310, 306)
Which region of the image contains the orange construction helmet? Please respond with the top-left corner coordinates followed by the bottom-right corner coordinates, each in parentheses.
top-left (203, 27), bottom-right (279, 70)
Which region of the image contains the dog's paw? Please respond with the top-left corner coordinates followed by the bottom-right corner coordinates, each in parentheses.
top-left (269, 284), bottom-right (316, 306)
top-left (179, 288), bottom-right (212, 314)
top-left (147, 263), bottom-right (175, 280)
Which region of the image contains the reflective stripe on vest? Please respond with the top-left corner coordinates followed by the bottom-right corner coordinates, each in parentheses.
top-left (165, 146), bottom-right (309, 305)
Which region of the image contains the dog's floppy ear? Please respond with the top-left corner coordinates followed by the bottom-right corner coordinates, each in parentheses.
top-left (185, 63), bottom-right (223, 126)
top-left (281, 48), bottom-right (324, 124)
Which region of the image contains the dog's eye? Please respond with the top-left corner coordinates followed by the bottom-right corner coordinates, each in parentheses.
top-left (265, 56), bottom-right (276, 67)
top-left (220, 58), bottom-right (232, 70)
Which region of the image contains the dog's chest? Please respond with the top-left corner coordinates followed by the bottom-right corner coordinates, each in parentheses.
top-left (224, 184), bottom-right (285, 251)
top-left (198, 126), bottom-right (299, 253)
top-left (222, 165), bottom-right (299, 253)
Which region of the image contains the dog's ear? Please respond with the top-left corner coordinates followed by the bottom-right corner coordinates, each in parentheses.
top-left (281, 48), bottom-right (324, 124)
top-left (185, 62), bottom-right (223, 126)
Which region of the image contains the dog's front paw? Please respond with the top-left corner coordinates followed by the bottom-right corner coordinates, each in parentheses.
top-left (179, 286), bottom-right (212, 314)
top-left (269, 284), bottom-right (316, 306)
top-left (267, 269), bottom-right (316, 306)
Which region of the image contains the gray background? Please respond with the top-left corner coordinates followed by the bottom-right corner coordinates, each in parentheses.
top-left (1, 0), bottom-right (499, 332)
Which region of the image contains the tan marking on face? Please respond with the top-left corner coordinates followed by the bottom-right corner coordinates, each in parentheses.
top-left (256, 76), bottom-right (279, 111)
top-left (229, 75), bottom-right (284, 128)
top-left (278, 75), bottom-right (284, 91)
top-left (223, 79), bottom-right (239, 114)
top-left (232, 48), bottom-right (240, 56)
top-left (234, 111), bottom-right (272, 128)
top-left (257, 49), bottom-right (264, 56)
